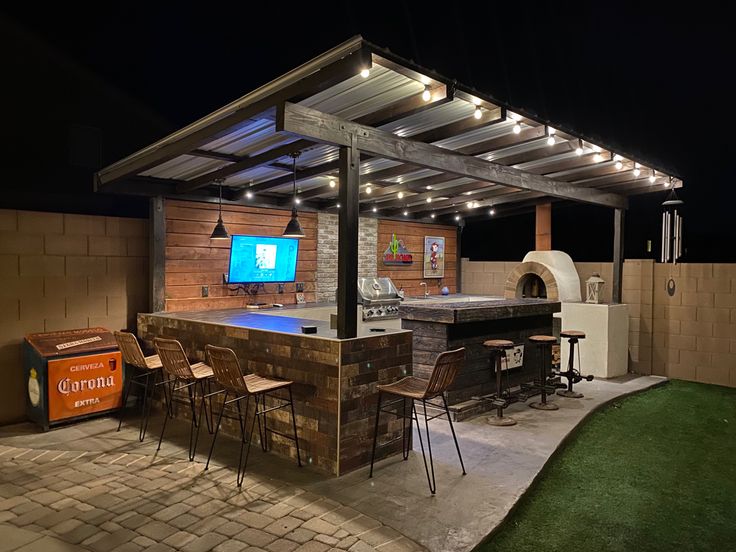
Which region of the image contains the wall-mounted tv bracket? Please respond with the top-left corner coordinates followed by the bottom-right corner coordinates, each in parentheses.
top-left (295, 282), bottom-right (305, 292)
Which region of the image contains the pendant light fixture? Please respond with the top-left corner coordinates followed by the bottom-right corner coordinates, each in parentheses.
top-left (283, 152), bottom-right (305, 238)
top-left (210, 179), bottom-right (230, 240)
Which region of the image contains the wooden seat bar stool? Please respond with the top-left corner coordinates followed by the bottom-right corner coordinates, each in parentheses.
top-left (154, 338), bottom-right (215, 461)
top-left (528, 335), bottom-right (559, 411)
top-left (557, 330), bottom-right (594, 398)
top-left (370, 348), bottom-right (467, 495)
top-left (113, 331), bottom-right (164, 442)
top-left (204, 345), bottom-right (302, 487)
top-left (482, 339), bottom-right (517, 426)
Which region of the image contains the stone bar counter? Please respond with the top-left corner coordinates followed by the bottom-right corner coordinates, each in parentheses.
top-left (399, 298), bottom-right (561, 410)
top-left (137, 308), bottom-right (412, 476)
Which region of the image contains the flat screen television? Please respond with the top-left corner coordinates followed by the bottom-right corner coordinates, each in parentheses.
top-left (227, 235), bottom-right (299, 284)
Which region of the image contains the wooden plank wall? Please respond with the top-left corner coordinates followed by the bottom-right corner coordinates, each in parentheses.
top-left (377, 219), bottom-right (457, 297)
top-left (164, 199), bottom-right (317, 311)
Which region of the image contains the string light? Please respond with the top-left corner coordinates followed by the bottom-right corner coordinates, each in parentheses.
top-left (294, 198), bottom-right (301, 205)
top-left (365, 185), bottom-right (372, 194)
top-left (245, 191), bottom-right (253, 199)
top-left (614, 155), bottom-right (624, 170)
top-left (633, 166), bottom-right (641, 177)
top-left (426, 197), bottom-right (432, 203)
top-left (372, 206), bottom-right (377, 213)
top-left (422, 86), bottom-right (431, 102)
top-left (575, 139), bottom-right (584, 156)
top-left (455, 215), bottom-right (461, 221)
top-left (397, 191), bottom-right (404, 199)
top-left (430, 213), bottom-right (436, 219)
top-left (649, 170), bottom-right (656, 184)
top-left (513, 122), bottom-right (522, 134)
top-left (473, 106), bottom-right (482, 120)
top-left (425, 185), bottom-right (433, 190)
top-left (360, 68), bottom-right (370, 78)
top-left (336, 203), bottom-right (341, 208)
top-left (329, 179), bottom-right (336, 188)
top-left (403, 210), bottom-right (408, 216)
top-left (546, 127), bottom-right (556, 146)
top-left (489, 208), bottom-right (496, 215)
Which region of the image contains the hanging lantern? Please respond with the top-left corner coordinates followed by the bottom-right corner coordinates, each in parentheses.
top-left (586, 273), bottom-right (605, 304)
top-left (660, 187), bottom-right (684, 264)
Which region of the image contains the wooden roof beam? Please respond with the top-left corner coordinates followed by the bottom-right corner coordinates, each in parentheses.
top-left (277, 102), bottom-right (627, 209)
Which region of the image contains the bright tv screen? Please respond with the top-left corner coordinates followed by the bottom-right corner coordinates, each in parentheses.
top-left (227, 235), bottom-right (299, 284)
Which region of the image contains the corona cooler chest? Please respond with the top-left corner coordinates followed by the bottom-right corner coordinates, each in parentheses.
top-left (23, 327), bottom-right (123, 430)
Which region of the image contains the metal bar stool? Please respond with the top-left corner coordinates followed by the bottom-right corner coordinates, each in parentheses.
top-left (482, 339), bottom-right (517, 426)
top-left (114, 331), bottom-right (164, 441)
top-left (528, 335), bottom-right (559, 411)
top-left (154, 338), bottom-right (215, 461)
top-left (204, 345), bottom-right (301, 487)
top-left (557, 330), bottom-right (594, 398)
top-left (369, 348), bottom-right (467, 495)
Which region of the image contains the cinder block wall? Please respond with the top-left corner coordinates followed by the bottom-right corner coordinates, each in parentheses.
top-left (0, 209), bottom-right (149, 424)
top-left (462, 258), bottom-right (736, 387)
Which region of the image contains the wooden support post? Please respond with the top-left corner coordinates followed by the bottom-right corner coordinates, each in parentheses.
top-left (535, 202), bottom-right (552, 251)
top-left (337, 145), bottom-right (360, 338)
top-left (612, 208), bottom-right (625, 304)
top-left (456, 225), bottom-right (463, 293)
top-left (150, 196), bottom-right (165, 312)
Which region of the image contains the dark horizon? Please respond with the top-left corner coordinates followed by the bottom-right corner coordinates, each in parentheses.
top-left (3, 2), bottom-right (734, 262)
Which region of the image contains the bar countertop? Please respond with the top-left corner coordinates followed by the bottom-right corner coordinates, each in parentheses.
top-left (399, 297), bottom-right (561, 324)
top-left (145, 305), bottom-right (409, 340)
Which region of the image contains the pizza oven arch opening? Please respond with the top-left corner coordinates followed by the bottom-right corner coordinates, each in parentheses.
top-left (516, 273), bottom-right (547, 299)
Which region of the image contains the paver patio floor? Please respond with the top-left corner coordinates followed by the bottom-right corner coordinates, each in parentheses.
top-left (0, 374), bottom-right (664, 552)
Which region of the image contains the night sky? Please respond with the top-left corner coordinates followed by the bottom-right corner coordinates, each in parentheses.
top-left (3, 2), bottom-right (734, 262)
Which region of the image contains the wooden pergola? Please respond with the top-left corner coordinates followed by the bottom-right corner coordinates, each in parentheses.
top-left (95, 36), bottom-right (682, 339)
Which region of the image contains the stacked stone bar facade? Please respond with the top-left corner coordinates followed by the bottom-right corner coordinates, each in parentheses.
top-left (137, 313), bottom-right (410, 475)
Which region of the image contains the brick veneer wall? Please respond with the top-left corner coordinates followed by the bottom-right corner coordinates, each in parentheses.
top-left (0, 209), bottom-right (149, 424)
top-left (461, 258), bottom-right (736, 387)
top-left (316, 213), bottom-right (377, 302)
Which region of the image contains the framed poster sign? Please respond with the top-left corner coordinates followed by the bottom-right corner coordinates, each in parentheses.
top-left (423, 236), bottom-right (445, 278)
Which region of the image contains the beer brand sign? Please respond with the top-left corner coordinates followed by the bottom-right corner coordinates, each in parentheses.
top-left (382, 233), bottom-right (413, 265)
top-left (47, 351), bottom-right (123, 422)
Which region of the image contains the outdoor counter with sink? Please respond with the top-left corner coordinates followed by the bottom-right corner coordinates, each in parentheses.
top-left (399, 297), bottom-right (561, 409)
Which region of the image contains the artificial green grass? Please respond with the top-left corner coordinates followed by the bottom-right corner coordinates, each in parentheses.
top-left (476, 380), bottom-right (736, 552)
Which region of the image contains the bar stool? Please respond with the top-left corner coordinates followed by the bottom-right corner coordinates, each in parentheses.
top-left (203, 345), bottom-right (302, 487)
top-left (154, 338), bottom-right (214, 461)
top-left (558, 330), bottom-right (594, 398)
top-left (528, 335), bottom-right (559, 411)
top-left (482, 339), bottom-right (517, 426)
top-left (114, 331), bottom-right (164, 441)
top-left (369, 348), bottom-right (466, 495)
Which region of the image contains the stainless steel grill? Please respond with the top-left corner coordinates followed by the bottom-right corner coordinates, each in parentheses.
top-left (357, 277), bottom-right (401, 321)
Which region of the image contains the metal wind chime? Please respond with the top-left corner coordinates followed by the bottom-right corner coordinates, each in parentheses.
top-left (660, 183), bottom-right (684, 264)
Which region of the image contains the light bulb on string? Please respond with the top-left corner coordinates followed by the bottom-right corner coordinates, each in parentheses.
top-left (575, 139), bottom-right (584, 156)
top-left (649, 170), bottom-right (656, 184)
top-left (397, 191), bottom-right (404, 199)
top-left (329, 179), bottom-right (336, 188)
top-left (422, 86), bottom-right (431, 102)
top-left (360, 68), bottom-right (370, 78)
top-left (473, 106), bottom-right (482, 120)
